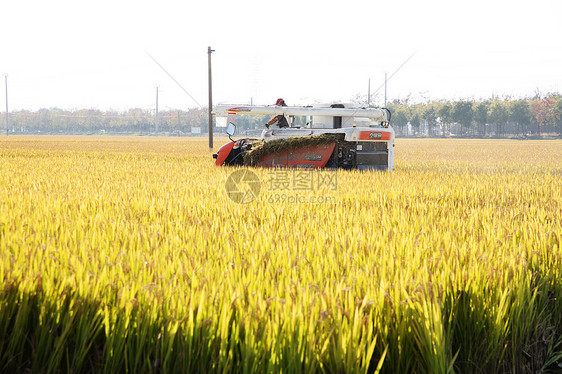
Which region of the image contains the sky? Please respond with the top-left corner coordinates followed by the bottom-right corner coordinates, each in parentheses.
top-left (1, 0), bottom-right (561, 111)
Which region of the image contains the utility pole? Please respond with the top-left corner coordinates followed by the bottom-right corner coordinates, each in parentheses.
top-left (4, 74), bottom-right (8, 136)
top-left (208, 46), bottom-right (215, 149)
top-left (155, 86), bottom-right (159, 136)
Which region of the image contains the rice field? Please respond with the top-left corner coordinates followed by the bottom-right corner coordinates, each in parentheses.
top-left (1, 136), bottom-right (561, 373)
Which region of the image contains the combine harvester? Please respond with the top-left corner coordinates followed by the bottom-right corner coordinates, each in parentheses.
top-left (213, 103), bottom-right (394, 170)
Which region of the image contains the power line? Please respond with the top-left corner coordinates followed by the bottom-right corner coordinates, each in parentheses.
top-left (146, 52), bottom-right (202, 108)
top-left (372, 52), bottom-right (417, 101)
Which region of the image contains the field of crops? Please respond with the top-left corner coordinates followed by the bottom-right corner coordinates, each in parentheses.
top-left (1, 136), bottom-right (561, 373)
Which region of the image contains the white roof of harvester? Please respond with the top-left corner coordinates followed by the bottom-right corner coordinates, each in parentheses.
top-left (213, 104), bottom-right (389, 122)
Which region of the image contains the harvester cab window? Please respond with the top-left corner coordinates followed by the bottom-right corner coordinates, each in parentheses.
top-left (330, 104), bottom-right (344, 129)
top-left (333, 117), bottom-right (342, 129)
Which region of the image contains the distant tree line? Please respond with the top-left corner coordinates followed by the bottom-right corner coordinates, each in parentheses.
top-left (386, 93), bottom-right (562, 138)
top-left (0, 108), bottom-right (210, 135)
top-left (0, 106), bottom-right (281, 136)
top-left (1, 93), bottom-right (561, 137)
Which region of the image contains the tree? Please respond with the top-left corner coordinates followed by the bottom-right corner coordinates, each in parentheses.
top-left (38, 109), bottom-right (54, 132)
top-left (509, 100), bottom-right (531, 136)
top-left (488, 100), bottom-right (508, 137)
top-left (410, 113), bottom-right (421, 135)
top-left (388, 104), bottom-right (409, 136)
top-left (473, 101), bottom-right (489, 137)
top-left (451, 101), bottom-right (474, 136)
top-left (531, 98), bottom-right (556, 136)
top-left (438, 103), bottom-right (452, 136)
top-left (422, 106), bottom-right (438, 136)
top-left (555, 96), bottom-right (562, 137)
